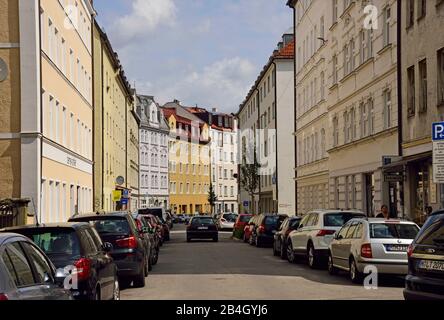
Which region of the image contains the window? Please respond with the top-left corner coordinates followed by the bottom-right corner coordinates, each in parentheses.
top-left (332, 54), bottom-right (338, 84)
top-left (320, 72), bottom-right (325, 100)
top-left (333, 116), bottom-right (339, 147)
top-left (438, 48), bottom-right (444, 105)
top-left (383, 90), bottom-right (392, 129)
top-left (320, 16), bottom-right (325, 41)
top-left (332, 0), bottom-right (338, 23)
top-left (417, 0), bottom-right (426, 20)
top-left (3, 243), bottom-right (36, 287)
top-left (407, 65), bottom-right (416, 116)
top-left (383, 6), bottom-right (391, 46)
top-left (407, 0), bottom-right (414, 28)
top-left (360, 102), bottom-right (367, 138)
top-left (366, 29), bottom-right (373, 59)
top-left (419, 59), bottom-right (428, 113)
top-left (368, 98), bottom-right (375, 135)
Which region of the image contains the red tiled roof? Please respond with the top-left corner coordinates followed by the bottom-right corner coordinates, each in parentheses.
top-left (274, 39), bottom-right (295, 58)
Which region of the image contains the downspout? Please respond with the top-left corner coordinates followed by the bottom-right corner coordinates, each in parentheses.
top-left (255, 88), bottom-right (261, 215)
top-left (101, 42), bottom-right (105, 209)
top-left (272, 62), bottom-right (278, 213)
top-left (292, 3), bottom-right (298, 216)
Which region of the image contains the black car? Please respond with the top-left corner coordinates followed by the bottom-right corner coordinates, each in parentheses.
top-left (187, 216), bottom-right (218, 242)
top-left (69, 212), bottom-right (148, 288)
top-left (273, 216), bottom-right (302, 259)
top-left (404, 211), bottom-right (444, 300)
top-left (249, 214), bottom-right (288, 248)
top-left (2, 223), bottom-right (119, 300)
top-left (0, 233), bottom-right (73, 300)
top-left (132, 213), bottom-right (158, 270)
top-left (138, 209), bottom-right (170, 242)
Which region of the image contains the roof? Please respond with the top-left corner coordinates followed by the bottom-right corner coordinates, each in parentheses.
top-left (1, 223), bottom-right (88, 232)
top-left (237, 38), bottom-right (294, 116)
top-left (0, 233), bottom-right (30, 246)
top-left (69, 212), bottom-right (131, 220)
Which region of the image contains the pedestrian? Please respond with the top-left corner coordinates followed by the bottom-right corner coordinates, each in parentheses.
top-left (376, 204), bottom-right (390, 219)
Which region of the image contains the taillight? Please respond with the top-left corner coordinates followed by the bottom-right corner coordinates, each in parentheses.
top-left (407, 244), bottom-right (415, 258)
top-left (0, 293), bottom-right (8, 301)
top-left (361, 244), bottom-right (373, 259)
top-left (116, 236), bottom-right (138, 249)
top-left (135, 219), bottom-right (143, 233)
top-left (74, 258), bottom-right (92, 281)
top-left (316, 229), bottom-right (336, 237)
top-left (258, 225), bottom-right (265, 233)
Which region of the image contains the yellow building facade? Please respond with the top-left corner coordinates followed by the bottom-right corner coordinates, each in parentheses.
top-left (162, 102), bottom-right (211, 215)
top-left (1, 0), bottom-right (96, 223)
top-left (93, 21), bottom-right (137, 212)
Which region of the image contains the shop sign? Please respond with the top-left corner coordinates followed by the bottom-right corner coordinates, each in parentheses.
top-left (432, 122), bottom-right (444, 184)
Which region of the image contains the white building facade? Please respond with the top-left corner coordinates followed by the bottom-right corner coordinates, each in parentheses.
top-left (135, 95), bottom-right (170, 209)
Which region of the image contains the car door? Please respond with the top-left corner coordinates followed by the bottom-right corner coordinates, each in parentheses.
top-left (332, 223), bottom-right (352, 269)
top-left (20, 241), bottom-right (72, 300)
top-left (85, 227), bottom-right (115, 300)
top-left (293, 213), bottom-right (316, 252)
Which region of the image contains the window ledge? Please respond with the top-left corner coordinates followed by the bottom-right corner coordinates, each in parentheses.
top-left (417, 15), bottom-right (426, 22)
top-left (340, 2), bottom-right (355, 20)
top-left (329, 83), bottom-right (339, 91)
top-left (340, 70), bottom-right (356, 83)
top-left (329, 21), bottom-right (338, 31)
top-left (377, 43), bottom-right (392, 56)
top-left (354, 57), bottom-right (374, 73)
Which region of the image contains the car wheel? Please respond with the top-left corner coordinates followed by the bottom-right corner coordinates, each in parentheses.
top-left (287, 241), bottom-right (296, 263)
top-left (280, 242), bottom-right (287, 260)
top-left (144, 256), bottom-right (149, 277)
top-left (307, 243), bottom-right (319, 269)
top-left (243, 233), bottom-right (248, 243)
top-left (119, 277), bottom-right (131, 289)
top-left (213, 237), bottom-right (218, 242)
top-left (148, 255), bottom-right (153, 271)
top-left (93, 286), bottom-right (101, 301)
top-left (255, 236), bottom-right (261, 248)
top-left (112, 279), bottom-right (120, 301)
top-left (133, 267), bottom-right (146, 288)
top-left (349, 258), bottom-right (363, 284)
top-left (249, 234), bottom-right (255, 246)
top-left (187, 237), bottom-right (191, 243)
top-left (152, 248), bottom-right (159, 265)
top-left (165, 233), bottom-right (170, 241)
top-left (328, 252), bottom-right (338, 276)
top-left (273, 241), bottom-right (279, 256)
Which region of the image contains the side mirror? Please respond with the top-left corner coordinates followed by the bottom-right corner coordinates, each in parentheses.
top-left (102, 242), bottom-right (113, 253)
top-left (298, 224), bottom-right (304, 229)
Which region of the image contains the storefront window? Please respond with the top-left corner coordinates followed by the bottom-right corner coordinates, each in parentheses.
top-left (413, 162), bottom-right (430, 225)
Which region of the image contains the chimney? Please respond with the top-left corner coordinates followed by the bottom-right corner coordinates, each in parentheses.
top-left (212, 108), bottom-right (218, 113)
top-left (173, 99), bottom-right (180, 104)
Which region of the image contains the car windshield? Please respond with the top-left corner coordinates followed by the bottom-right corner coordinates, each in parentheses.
top-left (84, 218), bottom-right (131, 235)
top-left (19, 228), bottom-right (81, 258)
top-left (223, 214), bottom-right (238, 222)
top-left (289, 219), bottom-right (301, 228)
top-left (414, 216), bottom-right (444, 246)
top-left (369, 223), bottom-right (420, 239)
top-left (239, 215), bottom-right (251, 223)
top-left (191, 217), bottom-right (215, 225)
top-left (264, 216), bottom-right (286, 227)
top-left (324, 213), bottom-right (365, 227)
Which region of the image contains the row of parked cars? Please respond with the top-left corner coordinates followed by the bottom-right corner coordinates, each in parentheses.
top-left (234, 209), bottom-right (444, 300)
top-left (0, 208), bottom-right (174, 300)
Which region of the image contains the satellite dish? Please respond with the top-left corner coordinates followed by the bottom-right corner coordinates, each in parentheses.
top-left (116, 176), bottom-right (125, 186)
top-left (0, 58), bottom-right (8, 82)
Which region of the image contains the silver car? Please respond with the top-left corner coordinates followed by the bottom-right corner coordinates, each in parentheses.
top-left (328, 218), bottom-right (420, 283)
top-left (217, 213), bottom-right (238, 230)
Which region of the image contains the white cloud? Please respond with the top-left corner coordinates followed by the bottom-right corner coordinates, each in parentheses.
top-left (114, 0), bottom-right (177, 40)
top-left (136, 57), bottom-right (256, 113)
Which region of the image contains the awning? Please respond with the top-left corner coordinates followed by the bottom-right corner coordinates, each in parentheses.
top-left (382, 152), bottom-right (432, 173)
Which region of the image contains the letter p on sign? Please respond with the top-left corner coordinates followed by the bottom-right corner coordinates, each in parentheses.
top-left (432, 123), bottom-right (444, 141)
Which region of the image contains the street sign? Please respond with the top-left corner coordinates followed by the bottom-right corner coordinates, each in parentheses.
top-left (120, 198), bottom-right (129, 205)
top-left (122, 189), bottom-right (130, 199)
top-left (432, 122), bottom-right (444, 183)
top-left (116, 176), bottom-right (125, 186)
top-left (112, 190), bottom-right (122, 202)
top-left (243, 201), bottom-right (249, 207)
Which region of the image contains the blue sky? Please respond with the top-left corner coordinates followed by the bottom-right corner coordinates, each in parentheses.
top-left (94, 0), bottom-right (292, 113)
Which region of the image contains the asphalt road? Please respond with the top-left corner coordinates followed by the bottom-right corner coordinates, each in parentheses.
top-left (121, 224), bottom-right (404, 300)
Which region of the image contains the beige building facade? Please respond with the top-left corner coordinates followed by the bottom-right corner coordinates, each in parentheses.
top-left (0, 0), bottom-right (95, 223)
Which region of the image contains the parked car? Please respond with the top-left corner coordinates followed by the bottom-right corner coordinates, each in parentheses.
top-left (233, 214), bottom-right (253, 239)
top-left (243, 215), bottom-right (257, 243)
top-left (132, 213), bottom-right (156, 271)
top-left (247, 214), bottom-right (288, 248)
top-left (217, 213), bottom-right (238, 231)
top-left (404, 211), bottom-right (444, 300)
top-left (166, 211), bottom-right (174, 230)
top-left (1, 223), bottom-right (119, 300)
top-left (273, 216), bottom-right (302, 259)
top-left (69, 212), bottom-right (148, 288)
top-left (142, 214), bottom-right (165, 246)
top-left (0, 233), bottom-right (73, 300)
top-left (328, 218), bottom-right (420, 283)
top-left (187, 216), bottom-right (218, 242)
top-left (287, 210), bottom-right (366, 268)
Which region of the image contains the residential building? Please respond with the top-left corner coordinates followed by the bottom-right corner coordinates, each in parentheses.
top-left (162, 100), bottom-right (211, 215)
top-left (127, 95), bottom-right (139, 211)
top-left (0, 0), bottom-right (96, 223)
top-left (289, 0), bottom-right (399, 217)
top-left (384, 0), bottom-right (444, 223)
top-left (135, 94), bottom-right (170, 209)
top-left (188, 107), bottom-right (239, 214)
top-left (237, 29), bottom-right (296, 216)
top-left (93, 21), bottom-right (135, 211)
top-left (292, 0), bottom-right (329, 215)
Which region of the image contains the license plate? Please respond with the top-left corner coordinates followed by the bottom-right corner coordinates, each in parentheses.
top-left (418, 260), bottom-right (444, 272)
top-left (385, 244), bottom-right (409, 252)
top-left (198, 227), bottom-right (208, 230)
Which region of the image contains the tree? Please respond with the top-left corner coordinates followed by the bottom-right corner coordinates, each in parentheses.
top-left (208, 183), bottom-right (218, 216)
top-left (239, 144), bottom-right (261, 215)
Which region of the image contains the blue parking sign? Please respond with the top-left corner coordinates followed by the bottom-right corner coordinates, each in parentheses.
top-left (432, 122), bottom-right (444, 141)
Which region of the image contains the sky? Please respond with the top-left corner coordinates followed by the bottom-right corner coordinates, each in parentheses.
top-left (93, 0), bottom-right (293, 114)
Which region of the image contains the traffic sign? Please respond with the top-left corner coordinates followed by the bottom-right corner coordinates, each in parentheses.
top-left (243, 201), bottom-right (249, 207)
top-left (120, 198), bottom-right (129, 205)
top-left (112, 190), bottom-right (122, 202)
top-left (432, 122), bottom-right (444, 183)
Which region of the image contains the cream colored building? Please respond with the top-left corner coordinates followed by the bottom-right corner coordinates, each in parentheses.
top-left (289, 0), bottom-right (399, 216)
top-left (0, 0), bottom-right (95, 223)
top-left (93, 21), bottom-right (137, 212)
top-left (292, 0), bottom-right (329, 215)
